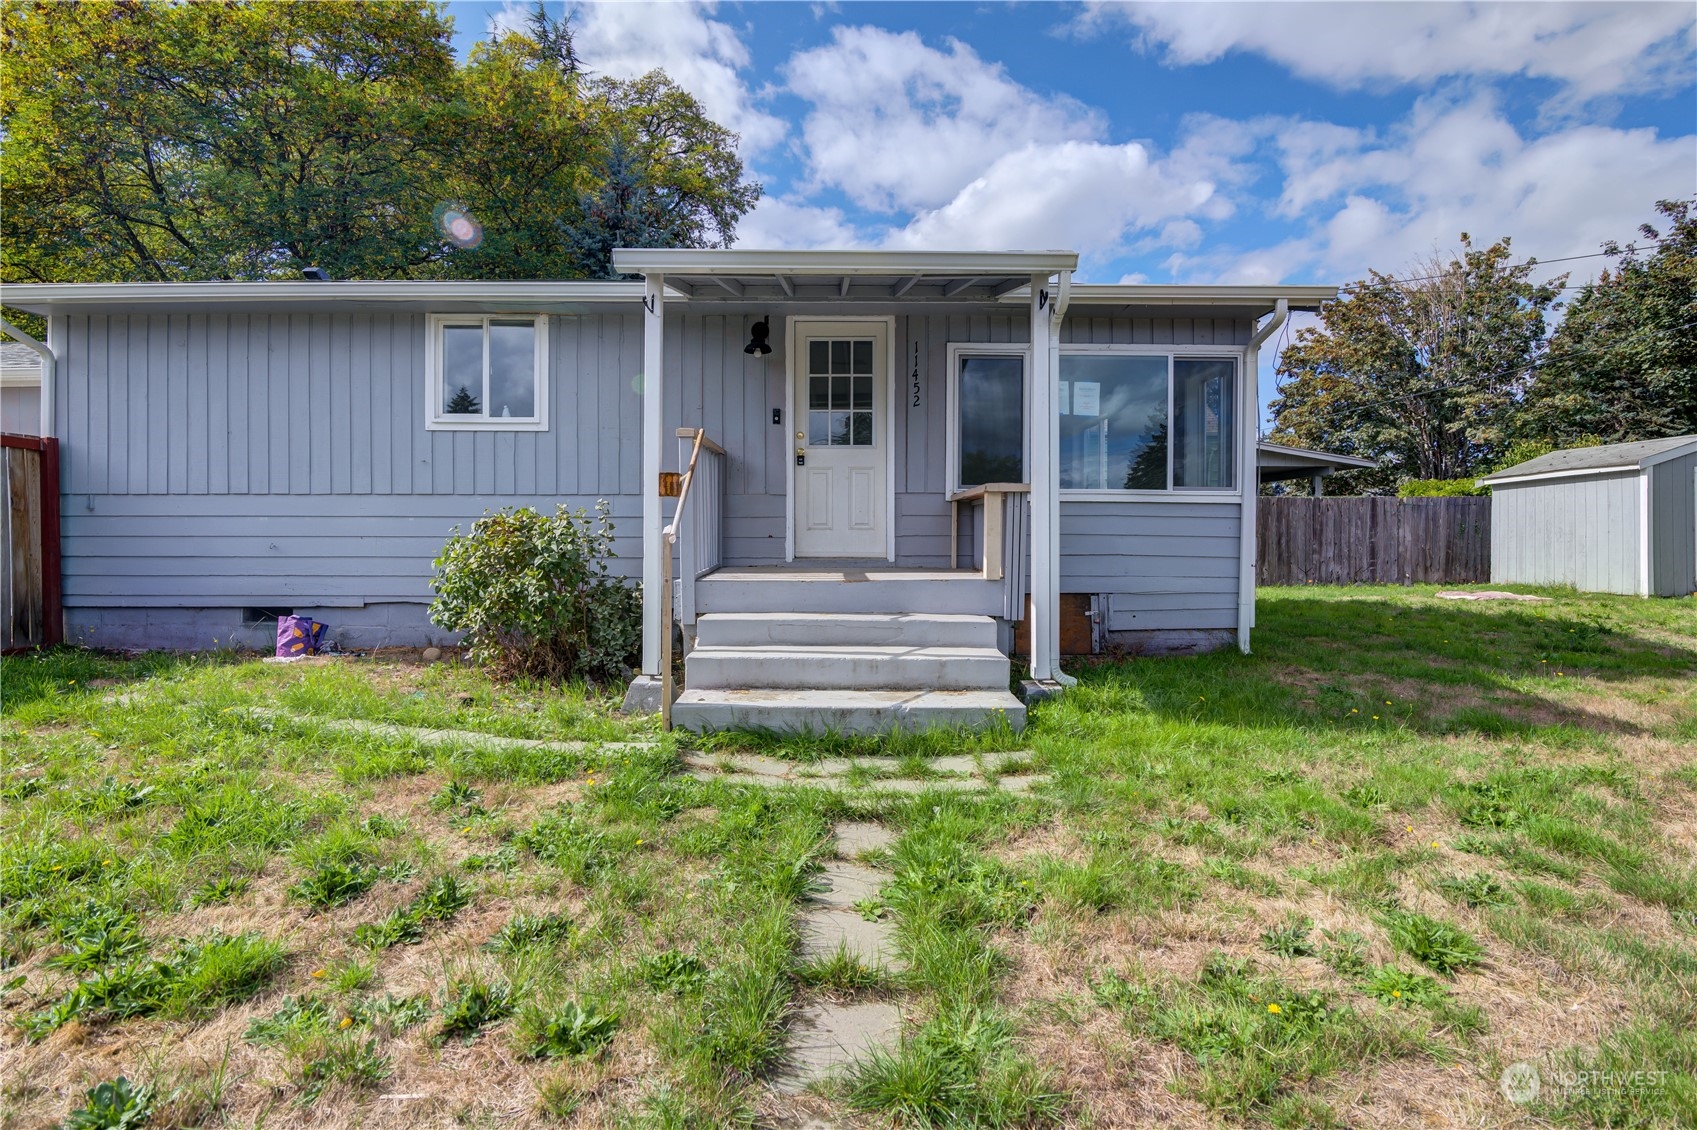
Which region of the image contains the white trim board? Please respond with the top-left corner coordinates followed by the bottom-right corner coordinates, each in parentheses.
top-left (945, 342), bottom-right (1033, 496)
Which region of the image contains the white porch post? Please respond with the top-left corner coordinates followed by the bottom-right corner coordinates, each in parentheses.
top-left (640, 272), bottom-right (666, 677)
top-left (1027, 274), bottom-right (1055, 682)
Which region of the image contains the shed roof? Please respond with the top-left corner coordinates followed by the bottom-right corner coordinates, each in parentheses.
top-left (1, 342), bottom-right (43, 386)
top-left (1477, 434), bottom-right (1697, 485)
top-left (1256, 440), bottom-right (1377, 481)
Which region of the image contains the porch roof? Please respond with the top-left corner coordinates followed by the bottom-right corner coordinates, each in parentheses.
top-left (609, 248), bottom-right (1078, 302)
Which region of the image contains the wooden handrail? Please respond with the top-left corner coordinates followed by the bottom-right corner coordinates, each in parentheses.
top-left (947, 483), bottom-right (1029, 579)
top-left (673, 427), bottom-right (726, 456)
top-left (946, 482), bottom-right (1030, 504)
top-left (660, 428), bottom-right (713, 731)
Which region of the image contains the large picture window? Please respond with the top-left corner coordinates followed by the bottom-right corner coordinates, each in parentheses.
top-left (948, 347), bottom-right (1027, 490)
top-left (427, 314), bottom-right (548, 429)
top-left (1058, 352), bottom-right (1237, 491)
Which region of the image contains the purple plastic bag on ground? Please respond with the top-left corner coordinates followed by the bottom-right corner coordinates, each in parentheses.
top-left (276, 615), bottom-right (328, 657)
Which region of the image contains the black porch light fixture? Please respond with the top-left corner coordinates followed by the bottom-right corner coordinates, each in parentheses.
top-left (744, 316), bottom-right (772, 355)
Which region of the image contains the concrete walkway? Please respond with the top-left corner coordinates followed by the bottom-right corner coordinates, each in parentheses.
top-left (775, 821), bottom-right (904, 1095)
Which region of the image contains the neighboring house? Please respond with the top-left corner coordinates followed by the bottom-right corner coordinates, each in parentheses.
top-left (1477, 435), bottom-right (1697, 597)
top-left (1, 342), bottom-right (43, 435)
top-left (1255, 440), bottom-right (1377, 495)
top-left (5, 251), bottom-right (1334, 732)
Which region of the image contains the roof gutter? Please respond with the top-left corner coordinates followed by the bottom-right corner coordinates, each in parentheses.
top-left (1239, 299), bottom-right (1289, 654)
top-left (0, 318), bottom-right (54, 438)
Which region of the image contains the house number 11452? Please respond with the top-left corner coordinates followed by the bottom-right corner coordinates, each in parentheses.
top-left (911, 343), bottom-right (921, 407)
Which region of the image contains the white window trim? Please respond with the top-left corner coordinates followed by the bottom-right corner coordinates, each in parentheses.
top-left (946, 343), bottom-right (1033, 494)
top-left (425, 313), bottom-right (549, 431)
top-left (1057, 342), bottom-right (1244, 499)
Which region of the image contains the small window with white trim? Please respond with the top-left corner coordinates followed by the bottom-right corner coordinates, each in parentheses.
top-left (427, 314), bottom-right (548, 429)
top-left (947, 344), bottom-right (1029, 491)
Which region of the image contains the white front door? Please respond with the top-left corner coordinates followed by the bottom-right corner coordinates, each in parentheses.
top-left (793, 320), bottom-right (889, 558)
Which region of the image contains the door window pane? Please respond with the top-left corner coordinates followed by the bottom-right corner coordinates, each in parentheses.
top-left (957, 355), bottom-right (1025, 487)
top-left (851, 412), bottom-right (873, 446)
top-left (441, 325), bottom-right (483, 414)
top-left (1173, 358), bottom-right (1235, 489)
top-left (809, 410), bottom-right (830, 445)
top-left (852, 340), bottom-right (873, 373)
top-left (830, 411), bottom-right (851, 445)
top-left (809, 341), bottom-right (829, 374)
top-left (1058, 355), bottom-right (1168, 489)
top-left (830, 340), bottom-right (851, 374)
top-left (831, 375), bottom-right (850, 409)
top-left (486, 320), bottom-right (535, 418)
top-left (852, 375), bottom-right (872, 409)
top-left (809, 376), bottom-right (830, 409)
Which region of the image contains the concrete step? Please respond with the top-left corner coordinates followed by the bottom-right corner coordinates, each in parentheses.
top-left (685, 644), bottom-right (1009, 691)
top-left (672, 688), bottom-right (1026, 736)
top-left (695, 611), bottom-right (998, 650)
top-left (696, 573), bottom-right (1003, 615)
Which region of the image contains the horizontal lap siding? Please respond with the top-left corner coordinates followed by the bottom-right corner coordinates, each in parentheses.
top-left (55, 313), bottom-right (644, 609)
top-left (1062, 499), bottom-right (1241, 631)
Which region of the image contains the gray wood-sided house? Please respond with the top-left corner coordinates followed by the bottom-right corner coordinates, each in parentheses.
top-left (1478, 435), bottom-right (1697, 598)
top-left (5, 251), bottom-right (1333, 733)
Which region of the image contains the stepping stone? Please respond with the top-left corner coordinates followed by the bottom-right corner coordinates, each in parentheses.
top-left (998, 774), bottom-right (1050, 795)
top-left (811, 862), bottom-right (886, 908)
top-left (772, 1000), bottom-right (903, 1093)
top-left (249, 710), bottom-right (651, 754)
top-left (926, 754), bottom-right (980, 775)
top-left (799, 907), bottom-right (905, 970)
top-left (833, 822), bottom-right (895, 856)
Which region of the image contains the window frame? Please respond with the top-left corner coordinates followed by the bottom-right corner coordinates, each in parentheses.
top-left (1057, 344), bottom-right (1243, 500)
top-left (424, 313), bottom-right (550, 431)
top-left (946, 342), bottom-right (1033, 495)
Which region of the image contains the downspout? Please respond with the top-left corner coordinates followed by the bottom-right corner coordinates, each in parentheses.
top-left (1239, 299), bottom-right (1288, 654)
top-left (0, 318), bottom-right (55, 438)
top-left (1047, 272), bottom-right (1076, 685)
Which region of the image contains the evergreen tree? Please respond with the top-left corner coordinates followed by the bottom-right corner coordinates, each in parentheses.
top-left (445, 385), bottom-right (480, 414)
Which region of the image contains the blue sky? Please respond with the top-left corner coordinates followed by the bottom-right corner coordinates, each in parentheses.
top-left (443, 1), bottom-right (1694, 417)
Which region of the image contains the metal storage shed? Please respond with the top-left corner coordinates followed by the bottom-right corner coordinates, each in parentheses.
top-left (1476, 435), bottom-right (1697, 597)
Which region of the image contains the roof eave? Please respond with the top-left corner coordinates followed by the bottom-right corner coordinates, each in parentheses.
top-left (0, 280), bottom-right (648, 314)
top-left (610, 248), bottom-right (1080, 277)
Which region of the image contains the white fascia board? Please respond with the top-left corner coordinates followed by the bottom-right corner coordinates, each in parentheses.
top-left (610, 248), bottom-right (1078, 277)
top-left (1476, 465), bottom-right (1640, 487)
top-left (1255, 441), bottom-right (1377, 470)
top-left (1006, 284), bottom-right (1338, 310)
top-left (1, 367), bottom-right (43, 387)
top-left (0, 280), bottom-right (648, 314)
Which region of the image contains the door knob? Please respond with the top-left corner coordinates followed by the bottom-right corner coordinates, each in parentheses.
top-left (795, 430), bottom-right (804, 441)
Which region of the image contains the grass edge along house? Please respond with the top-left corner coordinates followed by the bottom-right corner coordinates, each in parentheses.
top-left (4, 250), bottom-right (1334, 733)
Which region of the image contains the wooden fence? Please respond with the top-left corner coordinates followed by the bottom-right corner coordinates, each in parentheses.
top-left (1257, 495), bottom-right (1490, 586)
top-left (3, 434), bottom-right (62, 651)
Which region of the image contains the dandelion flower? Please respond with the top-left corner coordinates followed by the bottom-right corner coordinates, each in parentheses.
top-left (1392, 989), bottom-right (1402, 999)
top-left (1385, 700), bottom-right (1392, 705)
top-left (1267, 1003), bottom-right (1282, 1014)
top-left (1373, 715), bottom-right (1380, 720)
top-left (339, 1017), bottom-right (353, 1029)
top-left (311, 969), bottom-right (327, 979)
top-left (1431, 841), bottom-right (1440, 848)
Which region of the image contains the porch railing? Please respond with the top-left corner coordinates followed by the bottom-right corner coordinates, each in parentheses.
top-left (948, 483), bottom-right (1030, 620)
top-left (661, 427), bottom-right (725, 730)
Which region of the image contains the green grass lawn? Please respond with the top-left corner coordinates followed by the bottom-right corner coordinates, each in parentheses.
top-left (3, 585), bottom-right (1694, 1129)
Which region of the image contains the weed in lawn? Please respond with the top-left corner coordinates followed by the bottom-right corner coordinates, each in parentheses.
top-left (245, 996), bottom-right (334, 1046)
top-left (1380, 911), bottom-right (1486, 975)
top-left (351, 873), bottom-right (470, 949)
top-left (1437, 871), bottom-right (1511, 908)
top-left (187, 874), bottom-right (250, 907)
top-left (437, 974), bottom-right (514, 1043)
top-left (63, 1077), bottom-right (154, 1130)
top-left (44, 903), bottom-right (147, 973)
top-left (328, 955), bottom-right (375, 992)
top-left (1261, 913), bottom-right (1316, 958)
top-left (1090, 968), bottom-right (1156, 1011)
top-left (518, 808), bottom-right (607, 885)
top-left (462, 843), bottom-right (520, 872)
top-left (1359, 965), bottom-right (1449, 1007)
top-left (485, 911), bottom-right (574, 954)
top-left (845, 1006), bottom-right (1066, 1128)
top-left (359, 813), bottom-right (409, 838)
top-left (290, 1035), bottom-right (391, 1104)
top-left (638, 950), bottom-right (708, 995)
top-left (1317, 929), bottom-right (1372, 979)
top-left (518, 999), bottom-right (619, 1059)
top-left (288, 860), bottom-right (379, 909)
top-left (1036, 853), bottom-right (1127, 914)
top-left (798, 943), bottom-right (888, 994)
top-left (1201, 856), bottom-right (1281, 895)
top-left (430, 780), bottom-right (485, 815)
top-left (346, 992), bottom-right (433, 1035)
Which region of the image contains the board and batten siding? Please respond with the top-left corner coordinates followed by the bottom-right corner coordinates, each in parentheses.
top-left (54, 311), bottom-right (647, 611)
top-left (52, 303), bottom-right (1255, 644)
top-left (1649, 452), bottom-right (1697, 596)
top-left (1489, 471), bottom-right (1642, 594)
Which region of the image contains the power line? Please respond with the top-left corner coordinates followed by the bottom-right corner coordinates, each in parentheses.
top-left (1331, 238), bottom-right (1670, 295)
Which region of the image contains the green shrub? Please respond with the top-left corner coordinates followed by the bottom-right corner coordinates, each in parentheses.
top-left (1397, 478), bottom-right (1487, 498)
top-left (429, 502), bottom-right (640, 683)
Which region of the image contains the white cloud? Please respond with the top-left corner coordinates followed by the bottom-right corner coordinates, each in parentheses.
top-left (783, 26), bottom-right (1105, 213)
top-left (572, 1), bottom-right (786, 153)
top-left (1167, 95), bottom-right (1695, 286)
top-left (735, 195), bottom-right (865, 249)
top-left (1079, 1), bottom-right (1696, 103)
